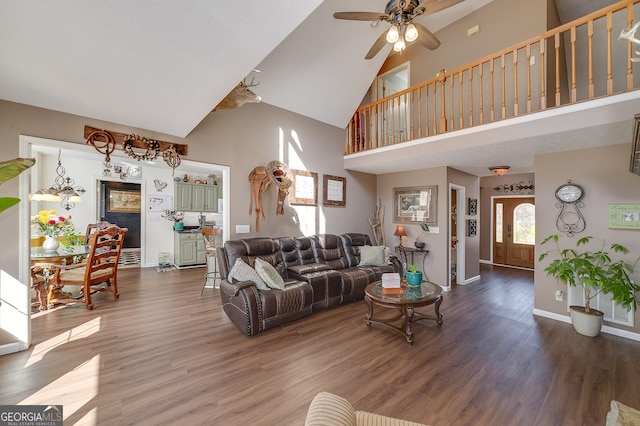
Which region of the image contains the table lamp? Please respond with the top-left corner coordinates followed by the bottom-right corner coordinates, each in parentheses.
top-left (394, 225), bottom-right (407, 247)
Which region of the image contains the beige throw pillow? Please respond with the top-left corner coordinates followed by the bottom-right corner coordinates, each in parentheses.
top-left (358, 245), bottom-right (387, 266)
top-left (228, 258), bottom-right (269, 291)
top-left (254, 258), bottom-right (285, 290)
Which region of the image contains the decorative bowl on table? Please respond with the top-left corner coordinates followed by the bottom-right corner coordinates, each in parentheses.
top-left (414, 241), bottom-right (426, 249)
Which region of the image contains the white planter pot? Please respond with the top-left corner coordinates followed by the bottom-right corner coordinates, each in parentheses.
top-left (569, 305), bottom-right (603, 337)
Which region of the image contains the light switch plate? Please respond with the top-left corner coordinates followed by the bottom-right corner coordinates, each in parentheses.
top-left (236, 224), bottom-right (250, 233)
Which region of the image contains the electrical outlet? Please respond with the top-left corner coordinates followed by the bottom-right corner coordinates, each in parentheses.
top-left (555, 290), bottom-right (564, 301)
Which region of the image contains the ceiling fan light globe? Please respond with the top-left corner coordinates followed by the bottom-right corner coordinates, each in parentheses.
top-left (405, 23), bottom-right (418, 42)
top-left (386, 25), bottom-right (400, 43)
top-left (393, 39), bottom-right (406, 52)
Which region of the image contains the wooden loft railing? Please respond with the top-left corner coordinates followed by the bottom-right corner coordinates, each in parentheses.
top-left (345, 0), bottom-right (640, 155)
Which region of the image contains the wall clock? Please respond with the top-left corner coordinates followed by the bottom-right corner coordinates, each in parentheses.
top-left (554, 180), bottom-right (586, 236)
top-left (555, 182), bottom-right (584, 203)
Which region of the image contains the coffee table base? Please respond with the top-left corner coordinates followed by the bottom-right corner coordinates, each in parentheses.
top-left (364, 295), bottom-right (443, 345)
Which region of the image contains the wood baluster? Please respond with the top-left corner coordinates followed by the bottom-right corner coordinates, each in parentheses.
top-left (459, 70), bottom-right (464, 129)
top-left (479, 62), bottom-right (484, 124)
top-left (555, 33), bottom-right (561, 107)
top-left (513, 49), bottom-right (519, 116)
top-left (490, 59), bottom-right (495, 122)
top-left (501, 54), bottom-right (506, 119)
top-left (526, 44), bottom-right (532, 113)
top-left (449, 74), bottom-right (454, 131)
top-left (540, 38), bottom-right (546, 110)
top-left (571, 26), bottom-right (577, 103)
top-left (469, 66), bottom-right (474, 127)
top-left (624, 7), bottom-right (632, 91)
top-left (588, 19), bottom-right (594, 99)
top-left (433, 80), bottom-right (438, 135)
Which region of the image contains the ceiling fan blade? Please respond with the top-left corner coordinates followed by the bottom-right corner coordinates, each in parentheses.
top-left (333, 12), bottom-right (388, 21)
top-left (414, 23), bottom-right (441, 50)
top-left (365, 31), bottom-right (389, 60)
top-left (420, 0), bottom-right (464, 16)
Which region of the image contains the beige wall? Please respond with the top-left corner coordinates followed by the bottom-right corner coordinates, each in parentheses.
top-left (378, 0), bottom-right (548, 87)
top-left (0, 99), bottom-right (376, 278)
top-left (535, 143), bottom-right (640, 333)
top-left (479, 172), bottom-right (536, 261)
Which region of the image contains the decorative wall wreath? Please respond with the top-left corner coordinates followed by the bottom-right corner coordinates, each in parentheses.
top-left (123, 134), bottom-right (160, 161)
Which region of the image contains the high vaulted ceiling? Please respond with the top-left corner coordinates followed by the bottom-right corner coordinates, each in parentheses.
top-left (0, 0), bottom-right (492, 138)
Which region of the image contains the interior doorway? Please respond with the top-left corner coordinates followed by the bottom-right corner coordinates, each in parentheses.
top-left (449, 184), bottom-right (465, 288)
top-left (376, 62), bottom-right (410, 143)
top-left (493, 197), bottom-right (535, 269)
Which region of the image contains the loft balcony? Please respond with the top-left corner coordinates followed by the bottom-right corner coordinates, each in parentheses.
top-left (344, 0), bottom-right (640, 176)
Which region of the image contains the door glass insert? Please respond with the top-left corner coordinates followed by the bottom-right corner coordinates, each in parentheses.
top-left (495, 203), bottom-right (503, 243)
top-left (513, 203), bottom-right (535, 245)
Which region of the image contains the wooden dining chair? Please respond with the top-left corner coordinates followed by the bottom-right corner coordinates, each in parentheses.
top-left (49, 225), bottom-right (127, 310)
top-left (84, 221), bottom-right (112, 246)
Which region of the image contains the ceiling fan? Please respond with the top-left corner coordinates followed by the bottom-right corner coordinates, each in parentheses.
top-left (333, 0), bottom-right (463, 60)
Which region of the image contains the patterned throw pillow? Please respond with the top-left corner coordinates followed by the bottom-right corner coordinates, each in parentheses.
top-left (228, 258), bottom-right (269, 291)
top-left (358, 245), bottom-right (387, 266)
top-left (254, 258), bottom-right (285, 290)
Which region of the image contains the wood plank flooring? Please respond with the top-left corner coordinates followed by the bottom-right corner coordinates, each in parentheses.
top-left (1, 264), bottom-right (639, 425)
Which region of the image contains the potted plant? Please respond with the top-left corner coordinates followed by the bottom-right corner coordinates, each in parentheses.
top-left (414, 223), bottom-right (429, 249)
top-left (0, 157), bottom-right (36, 213)
top-left (539, 235), bottom-right (640, 337)
top-left (162, 210), bottom-right (185, 231)
top-left (405, 263), bottom-right (423, 286)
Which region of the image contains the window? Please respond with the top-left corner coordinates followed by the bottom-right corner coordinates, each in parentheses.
top-left (513, 203), bottom-right (535, 245)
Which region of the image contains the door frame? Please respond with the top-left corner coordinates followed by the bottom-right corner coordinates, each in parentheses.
top-left (449, 183), bottom-right (466, 288)
top-left (375, 61), bottom-right (410, 143)
top-left (489, 194), bottom-right (536, 266)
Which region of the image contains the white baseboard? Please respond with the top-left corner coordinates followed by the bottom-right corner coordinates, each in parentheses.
top-left (533, 308), bottom-right (640, 341)
top-left (458, 275), bottom-right (481, 285)
top-left (479, 259), bottom-right (492, 264)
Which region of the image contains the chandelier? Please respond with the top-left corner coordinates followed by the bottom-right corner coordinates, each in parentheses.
top-left (32, 150), bottom-right (85, 210)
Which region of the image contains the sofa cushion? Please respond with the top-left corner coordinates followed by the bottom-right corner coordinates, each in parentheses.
top-left (255, 258), bottom-right (285, 290)
top-left (305, 392), bottom-right (357, 426)
top-left (606, 400), bottom-right (640, 426)
top-left (228, 258), bottom-right (269, 291)
top-left (355, 411), bottom-right (428, 426)
top-left (288, 263), bottom-right (332, 275)
top-left (358, 245), bottom-right (387, 266)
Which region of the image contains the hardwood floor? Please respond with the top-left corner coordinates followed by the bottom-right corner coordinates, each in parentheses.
top-left (1, 264), bottom-right (639, 425)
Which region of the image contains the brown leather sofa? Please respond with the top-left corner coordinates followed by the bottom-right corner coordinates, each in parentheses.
top-left (216, 233), bottom-right (399, 335)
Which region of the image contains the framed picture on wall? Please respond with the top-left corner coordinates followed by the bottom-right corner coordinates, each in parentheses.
top-left (108, 189), bottom-right (141, 213)
top-left (393, 186), bottom-right (438, 225)
top-left (323, 174), bottom-right (346, 207)
top-left (289, 169), bottom-right (318, 205)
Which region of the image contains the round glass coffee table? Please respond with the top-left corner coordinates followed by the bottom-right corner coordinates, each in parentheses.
top-left (364, 281), bottom-right (443, 345)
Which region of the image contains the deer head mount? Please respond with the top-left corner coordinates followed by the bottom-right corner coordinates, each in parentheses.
top-left (619, 21), bottom-right (640, 62)
top-left (213, 77), bottom-right (261, 111)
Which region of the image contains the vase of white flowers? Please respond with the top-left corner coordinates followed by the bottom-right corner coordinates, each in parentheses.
top-left (162, 210), bottom-right (185, 230)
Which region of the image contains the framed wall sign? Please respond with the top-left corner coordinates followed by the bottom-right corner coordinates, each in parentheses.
top-left (323, 174), bottom-right (346, 207)
top-left (468, 219), bottom-right (477, 237)
top-left (289, 169), bottom-right (318, 205)
top-left (468, 198), bottom-right (478, 215)
top-left (608, 204), bottom-right (640, 230)
top-left (393, 186), bottom-right (438, 225)
top-left (108, 189), bottom-right (141, 213)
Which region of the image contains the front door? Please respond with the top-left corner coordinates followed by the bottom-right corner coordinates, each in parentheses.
top-left (493, 197), bottom-right (535, 268)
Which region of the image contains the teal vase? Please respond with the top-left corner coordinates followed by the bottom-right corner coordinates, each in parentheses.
top-left (174, 222), bottom-right (184, 231)
top-left (405, 271), bottom-right (423, 286)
